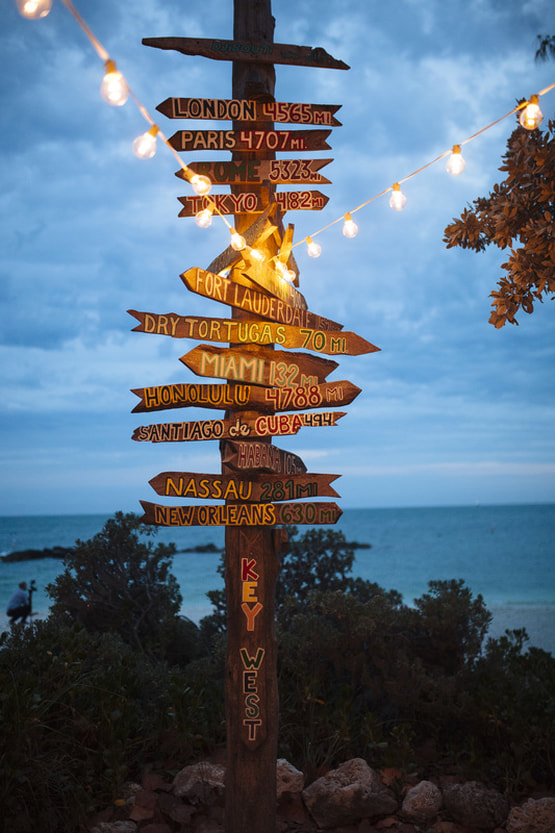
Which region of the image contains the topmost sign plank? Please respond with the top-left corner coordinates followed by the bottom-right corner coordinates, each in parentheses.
top-left (143, 37), bottom-right (350, 70)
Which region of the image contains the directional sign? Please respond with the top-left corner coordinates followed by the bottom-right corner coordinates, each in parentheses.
top-left (132, 411), bottom-right (346, 443)
top-left (157, 98), bottom-right (342, 126)
top-left (178, 159), bottom-right (333, 186)
top-left (140, 499), bottom-right (343, 527)
top-left (128, 311), bottom-right (380, 356)
top-left (131, 379), bottom-right (361, 414)
top-left (148, 471), bottom-right (341, 501)
top-left (223, 441), bottom-right (306, 474)
top-left (143, 37), bottom-right (350, 71)
top-left (168, 128), bottom-right (331, 153)
top-left (180, 345), bottom-right (338, 387)
top-left (178, 190), bottom-right (328, 216)
top-left (181, 268), bottom-right (343, 332)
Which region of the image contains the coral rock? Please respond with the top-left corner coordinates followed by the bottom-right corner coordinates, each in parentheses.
top-left (506, 797), bottom-right (555, 833)
top-left (401, 780), bottom-right (442, 823)
top-left (277, 757), bottom-right (305, 799)
top-left (442, 781), bottom-right (509, 829)
top-left (172, 761), bottom-right (226, 805)
top-left (302, 758), bottom-right (398, 829)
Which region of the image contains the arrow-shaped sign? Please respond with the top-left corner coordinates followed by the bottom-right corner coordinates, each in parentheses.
top-left (179, 345), bottom-right (338, 387)
top-left (143, 37), bottom-right (350, 71)
top-left (139, 500), bottom-right (343, 527)
top-left (148, 471), bottom-right (341, 501)
top-left (178, 191), bottom-right (328, 216)
top-left (168, 128), bottom-right (331, 153)
top-left (128, 310), bottom-right (379, 356)
top-left (181, 268), bottom-right (343, 331)
top-left (132, 411), bottom-right (346, 443)
top-left (177, 159), bottom-right (333, 186)
top-left (157, 98), bottom-right (342, 126)
top-left (222, 441), bottom-right (306, 474)
top-left (131, 379), bottom-right (360, 414)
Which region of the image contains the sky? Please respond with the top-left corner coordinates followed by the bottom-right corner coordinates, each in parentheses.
top-left (1, 0), bottom-right (554, 516)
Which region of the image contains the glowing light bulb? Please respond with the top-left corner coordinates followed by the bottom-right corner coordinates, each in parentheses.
top-left (250, 248), bottom-right (265, 263)
top-left (190, 174), bottom-right (212, 196)
top-left (195, 209), bottom-right (213, 228)
top-left (342, 212), bottom-right (359, 238)
top-left (389, 183), bottom-right (407, 211)
top-left (133, 125), bottom-right (159, 159)
top-left (519, 95), bottom-right (543, 130)
top-left (285, 269), bottom-right (296, 282)
top-left (100, 60), bottom-right (128, 106)
top-left (17, 0), bottom-right (52, 18)
top-left (306, 236), bottom-right (322, 258)
top-left (446, 144), bottom-right (466, 176)
top-left (230, 230), bottom-right (246, 252)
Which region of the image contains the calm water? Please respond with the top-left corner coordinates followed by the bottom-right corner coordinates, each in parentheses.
top-left (1, 504), bottom-right (554, 651)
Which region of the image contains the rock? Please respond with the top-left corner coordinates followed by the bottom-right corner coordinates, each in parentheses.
top-left (302, 758), bottom-right (398, 829)
top-left (172, 761), bottom-right (226, 805)
top-left (90, 823), bottom-right (137, 833)
top-left (401, 780), bottom-right (442, 822)
top-left (442, 781), bottom-right (509, 829)
top-left (277, 757), bottom-right (305, 799)
top-left (506, 797), bottom-right (555, 833)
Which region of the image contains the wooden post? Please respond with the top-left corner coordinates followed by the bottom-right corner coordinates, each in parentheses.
top-left (221, 2), bottom-right (280, 831)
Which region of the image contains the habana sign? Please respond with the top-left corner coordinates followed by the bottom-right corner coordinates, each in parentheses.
top-left (169, 128), bottom-right (331, 153)
top-left (143, 36), bottom-right (350, 70)
top-left (157, 98), bottom-right (341, 126)
top-left (180, 345), bottom-right (338, 388)
top-left (177, 191), bottom-right (328, 216)
top-left (131, 379), bottom-right (360, 414)
top-left (148, 471), bottom-right (340, 501)
top-left (128, 310), bottom-right (380, 356)
top-left (140, 499), bottom-right (343, 527)
top-left (223, 441), bottom-right (306, 475)
top-left (132, 411), bottom-right (346, 443)
top-left (179, 159), bottom-right (332, 186)
top-left (181, 268), bottom-right (343, 331)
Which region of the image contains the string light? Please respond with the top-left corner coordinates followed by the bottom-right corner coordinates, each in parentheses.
top-left (342, 212), bottom-right (358, 238)
top-left (250, 248), bottom-right (265, 263)
top-left (16, 1), bottom-right (555, 263)
top-left (190, 174), bottom-right (212, 196)
top-left (519, 95), bottom-right (543, 130)
top-left (195, 208), bottom-right (213, 228)
top-left (306, 236), bottom-right (322, 258)
top-left (133, 124), bottom-right (159, 159)
top-left (100, 60), bottom-right (128, 106)
top-left (16, 0), bottom-right (51, 18)
top-left (446, 144), bottom-right (466, 176)
top-left (230, 230), bottom-right (247, 252)
top-left (389, 183), bottom-right (407, 211)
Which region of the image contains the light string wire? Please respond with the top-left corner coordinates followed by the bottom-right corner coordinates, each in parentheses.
top-left (22, 0), bottom-right (555, 263)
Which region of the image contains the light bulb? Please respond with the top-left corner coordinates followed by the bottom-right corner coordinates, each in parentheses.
top-left (285, 269), bottom-right (296, 282)
top-left (133, 125), bottom-right (159, 159)
top-left (230, 230), bottom-right (246, 252)
top-left (446, 145), bottom-right (466, 176)
top-left (190, 174), bottom-right (212, 196)
top-left (389, 183), bottom-right (407, 211)
top-left (519, 95), bottom-right (543, 130)
top-left (195, 209), bottom-right (213, 228)
top-left (100, 61), bottom-right (128, 107)
top-left (17, 0), bottom-right (52, 18)
top-left (342, 212), bottom-right (359, 238)
top-left (306, 236), bottom-right (322, 258)
top-left (250, 248), bottom-right (265, 263)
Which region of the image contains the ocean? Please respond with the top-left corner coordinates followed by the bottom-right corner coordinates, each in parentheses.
top-left (1, 504), bottom-right (554, 654)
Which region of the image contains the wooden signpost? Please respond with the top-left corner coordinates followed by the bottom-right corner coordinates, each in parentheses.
top-left (157, 97), bottom-right (342, 126)
top-left (134, 5), bottom-right (377, 831)
top-left (128, 309), bottom-right (380, 355)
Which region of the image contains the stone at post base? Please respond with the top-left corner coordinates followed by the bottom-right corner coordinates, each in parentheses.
top-left (400, 779), bottom-right (443, 823)
top-left (301, 758), bottom-right (398, 829)
top-left (506, 797), bottom-right (555, 833)
top-left (442, 781), bottom-right (509, 829)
